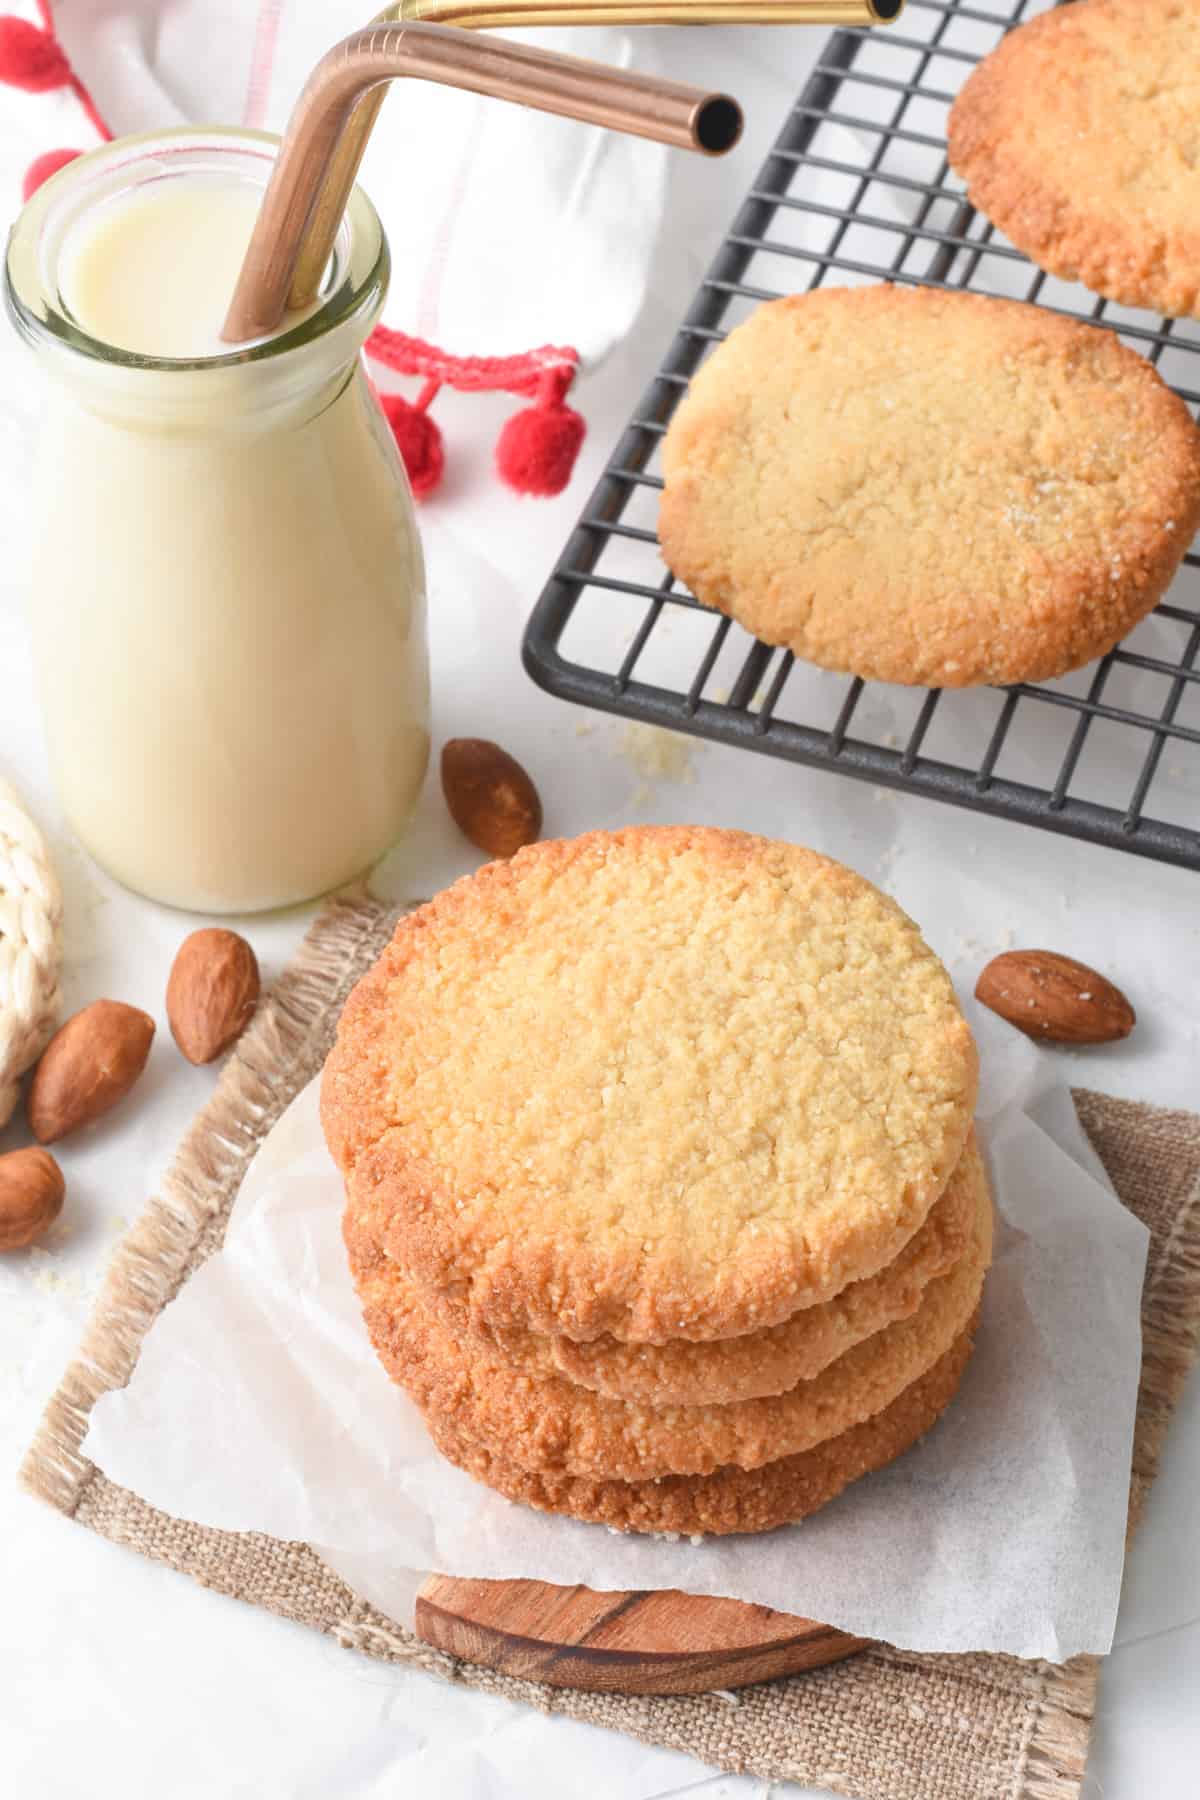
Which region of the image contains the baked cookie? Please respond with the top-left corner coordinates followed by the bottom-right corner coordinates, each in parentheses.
top-left (344, 1171), bottom-right (991, 1481)
top-left (658, 286), bottom-right (1200, 688)
top-left (949, 0), bottom-right (1200, 318)
top-left (424, 1318), bottom-right (979, 1536)
top-left (372, 1132), bottom-right (981, 1408)
top-left (323, 827), bottom-right (978, 1343)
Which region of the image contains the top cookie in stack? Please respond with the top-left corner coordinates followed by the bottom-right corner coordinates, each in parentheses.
top-left (324, 826), bottom-right (987, 1534)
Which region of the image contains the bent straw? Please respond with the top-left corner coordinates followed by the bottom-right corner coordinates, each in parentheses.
top-left (283, 0), bottom-right (902, 318)
top-left (221, 19), bottom-right (742, 343)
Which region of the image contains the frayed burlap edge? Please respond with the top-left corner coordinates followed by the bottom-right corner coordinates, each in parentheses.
top-left (16, 895), bottom-right (1200, 1800)
top-left (18, 885), bottom-right (399, 1520)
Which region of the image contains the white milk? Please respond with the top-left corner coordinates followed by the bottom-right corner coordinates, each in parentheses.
top-left (59, 177), bottom-right (273, 358)
top-left (8, 133), bottom-right (429, 913)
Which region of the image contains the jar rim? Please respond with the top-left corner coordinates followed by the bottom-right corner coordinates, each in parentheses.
top-left (4, 126), bottom-right (389, 374)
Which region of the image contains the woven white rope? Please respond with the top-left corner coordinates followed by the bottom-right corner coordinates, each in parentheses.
top-left (0, 779), bottom-right (63, 1130)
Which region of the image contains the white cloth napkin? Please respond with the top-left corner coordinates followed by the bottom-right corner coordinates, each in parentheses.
top-left (50, 0), bottom-right (670, 365)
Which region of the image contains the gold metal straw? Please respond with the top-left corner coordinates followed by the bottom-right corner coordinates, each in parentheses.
top-left (222, 20), bottom-right (743, 343)
top-left (282, 0), bottom-right (900, 322)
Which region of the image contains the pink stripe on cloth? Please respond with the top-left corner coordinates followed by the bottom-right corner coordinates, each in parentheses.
top-left (243, 0), bottom-right (284, 128)
top-left (415, 102), bottom-right (486, 342)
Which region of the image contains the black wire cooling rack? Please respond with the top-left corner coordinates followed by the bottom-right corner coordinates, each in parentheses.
top-left (522, 0), bottom-right (1200, 871)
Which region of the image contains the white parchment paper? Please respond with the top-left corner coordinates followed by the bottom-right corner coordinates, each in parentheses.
top-left (82, 1004), bottom-right (1148, 1663)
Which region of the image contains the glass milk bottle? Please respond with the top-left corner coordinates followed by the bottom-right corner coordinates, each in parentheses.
top-left (4, 130), bottom-right (429, 913)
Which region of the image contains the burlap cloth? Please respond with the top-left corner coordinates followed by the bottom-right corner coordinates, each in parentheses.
top-left (18, 894), bottom-right (1200, 1800)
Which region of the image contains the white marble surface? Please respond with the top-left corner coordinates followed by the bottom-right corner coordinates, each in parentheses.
top-left (2, 17), bottom-right (1199, 1799)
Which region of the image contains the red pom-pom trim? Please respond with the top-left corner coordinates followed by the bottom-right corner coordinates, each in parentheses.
top-left (10, 0), bottom-right (586, 512)
top-left (0, 15), bottom-right (70, 91)
top-left (381, 387), bottom-right (445, 501)
top-left (9, 0), bottom-right (586, 514)
top-left (496, 399), bottom-right (585, 497)
top-left (368, 335), bottom-right (585, 498)
top-left (22, 144), bottom-right (81, 200)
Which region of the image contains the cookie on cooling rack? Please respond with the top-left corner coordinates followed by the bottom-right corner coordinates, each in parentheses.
top-left (658, 286), bottom-right (1200, 688)
top-left (322, 827), bottom-right (978, 1344)
top-left (948, 0), bottom-right (1200, 319)
top-left (344, 1170), bottom-right (991, 1481)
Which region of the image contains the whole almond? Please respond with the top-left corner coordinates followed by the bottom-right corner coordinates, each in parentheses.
top-left (167, 929), bottom-right (260, 1066)
top-left (441, 738), bottom-right (542, 859)
top-left (975, 950), bottom-right (1135, 1045)
top-left (27, 999), bottom-right (156, 1144)
top-left (0, 1147), bottom-right (65, 1251)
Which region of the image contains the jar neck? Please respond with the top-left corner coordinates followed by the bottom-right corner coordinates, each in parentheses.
top-left (5, 128), bottom-right (389, 436)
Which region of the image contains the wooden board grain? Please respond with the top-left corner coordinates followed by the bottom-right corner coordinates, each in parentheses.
top-left (415, 1576), bottom-right (870, 1695)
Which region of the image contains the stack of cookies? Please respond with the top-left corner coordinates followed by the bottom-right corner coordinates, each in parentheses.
top-left (323, 827), bottom-right (991, 1536)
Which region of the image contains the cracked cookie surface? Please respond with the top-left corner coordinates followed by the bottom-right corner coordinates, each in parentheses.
top-left (658, 286), bottom-right (1200, 688)
top-left (323, 827), bottom-right (978, 1343)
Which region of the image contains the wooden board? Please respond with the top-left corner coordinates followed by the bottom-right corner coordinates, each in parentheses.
top-left (415, 1576), bottom-right (870, 1696)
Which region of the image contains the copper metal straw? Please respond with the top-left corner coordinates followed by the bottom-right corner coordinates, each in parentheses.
top-left (277, 0), bottom-right (900, 326)
top-left (221, 20), bottom-right (743, 342)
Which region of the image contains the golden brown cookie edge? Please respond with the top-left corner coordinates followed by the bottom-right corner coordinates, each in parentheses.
top-left (423, 1312), bottom-right (980, 1536)
top-left (344, 1172), bottom-right (993, 1481)
top-left (948, 2), bottom-right (1200, 320)
top-left (357, 1129), bottom-right (983, 1407)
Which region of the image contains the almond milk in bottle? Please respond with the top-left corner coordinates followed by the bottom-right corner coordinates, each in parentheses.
top-left (5, 130), bottom-right (429, 912)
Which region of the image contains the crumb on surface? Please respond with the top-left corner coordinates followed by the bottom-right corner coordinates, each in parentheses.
top-left (31, 1263), bottom-right (83, 1300)
top-left (618, 722), bottom-right (703, 787)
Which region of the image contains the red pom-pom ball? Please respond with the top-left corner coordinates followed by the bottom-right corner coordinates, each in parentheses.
top-left (381, 391), bottom-right (444, 501)
top-left (0, 17), bottom-right (71, 91)
top-left (22, 146), bottom-right (82, 201)
top-left (496, 400), bottom-right (585, 497)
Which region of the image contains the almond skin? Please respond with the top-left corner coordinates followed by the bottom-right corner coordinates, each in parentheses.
top-left (441, 738), bottom-right (543, 859)
top-left (167, 929), bottom-right (260, 1066)
top-left (975, 950), bottom-right (1135, 1045)
top-left (27, 1000), bottom-right (156, 1144)
top-left (0, 1148), bottom-right (65, 1251)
